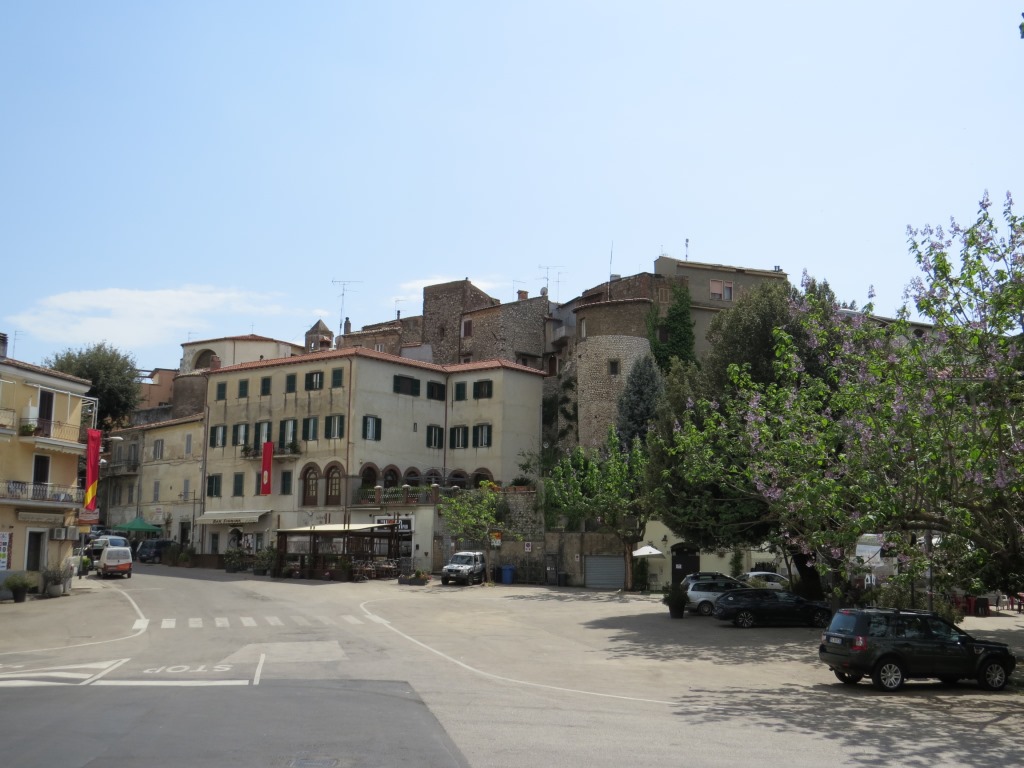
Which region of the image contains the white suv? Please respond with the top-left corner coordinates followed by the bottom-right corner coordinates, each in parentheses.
top-left (442, 551), bottom-right (486, 585)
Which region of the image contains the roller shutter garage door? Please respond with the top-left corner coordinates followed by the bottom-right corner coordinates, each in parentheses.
top-left (585, 555), bottom-right (625, 589)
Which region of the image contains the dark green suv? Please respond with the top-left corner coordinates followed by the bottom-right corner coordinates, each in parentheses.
top-left (819, 608), bottom-right (1017, 692)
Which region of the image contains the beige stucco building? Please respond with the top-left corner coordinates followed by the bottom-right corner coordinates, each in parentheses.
top-left (0, 333), bottom-right (96, 592)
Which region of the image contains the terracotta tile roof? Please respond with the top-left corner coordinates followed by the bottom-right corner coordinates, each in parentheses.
top-left (0, 357), bottom-right (92, 387)
top-left (209, 346), bottom-right (544, 377)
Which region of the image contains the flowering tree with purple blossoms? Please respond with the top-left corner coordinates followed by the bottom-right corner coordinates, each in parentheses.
top-left (655, 193), bottom-right (1024, 597)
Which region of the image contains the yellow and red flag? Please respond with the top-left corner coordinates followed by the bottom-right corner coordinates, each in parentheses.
top-left (82, 429), bottom-right (102, 523)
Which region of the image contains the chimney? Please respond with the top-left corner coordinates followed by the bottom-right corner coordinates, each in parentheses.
top-left (517, 290), bottom-right (528, 301)
top-left (343, 317), bottom-right (351, 335)
top-left (210, 355), bottom-right (221, 370)
top-left (0, 332), bottom-right (7, 360)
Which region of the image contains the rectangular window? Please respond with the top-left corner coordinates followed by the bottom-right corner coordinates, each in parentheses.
top-left (454, 382), bottom-right (467, 401)
top-left (462, 319), bottom-right (472, 337)
top-left (302, 416), bottom-right (319, 441)
top-left (362, 415), bottom-right (382, 441)
top-left (710, 279), bottom-right (733, 301)
top-left (183, 478), bottom-right (190, 499)
top-left (285, 373), bottom-right (297, 393)
top-left (152, 480), bottom-right (160, 502)
top-left (215, 382), bottom-right (227, 401)
top-left (238, 379), bottom-right (249, 398)
top-left (230, 423), bottom-right (247, 446)
top-left (232, 472), bottom-right (244, 497)
top-left (152, 439), bottom-right (164, 460)
top-left (260, 376), bottom-right (272, 396)
top-left (331, 368), bottom-right (344, 388)
top-left (374, 343), bottom-right (385, 353)
top-left (426, 424), bottom-right (444, 449)
top-left (579, 318), bottom-right (587, 339)
top-left (305, 371), bottom-right (324, 391)
top-left (325, 414), bottom-right (345, 439)
top-left (472, 424), bottom-right (492, 448)
top-left (473, 380), bottom-right (493, 399)
top-left (393, 375), bottom-right (421, 396)
top-left (278, 419), bottom-right (297, 448)
top-left (184, 433), bottom-right (192, 456)
top-left (207, 474), bottom-right (222, 498)
top-left (426, 381), bottom-right (446, 400)
top-left (608, 360), bottom-right (620, 376)
top-left (255, 421), bottom-right (272, 447)
top-left (280, 470), bottom-right (293, 495)
top-left (127, 485), bottom-right (134, 505)
top-left (209, 425), bottom-right (226, 448)
top-left (450, 425), bottom-right (469, 449)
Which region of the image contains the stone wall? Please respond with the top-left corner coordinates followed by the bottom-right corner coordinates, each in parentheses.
top-left (422, 280), bottom-right (500, 364)
top-left (574, 334), bottom-right (652, 448)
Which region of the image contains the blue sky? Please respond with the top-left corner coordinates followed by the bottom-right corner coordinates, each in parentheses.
top-left (2, 3), bottom-right (1021, 370)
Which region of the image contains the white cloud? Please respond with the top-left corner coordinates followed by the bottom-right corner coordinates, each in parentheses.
top-left (5, 286), bottom-right (310, 365)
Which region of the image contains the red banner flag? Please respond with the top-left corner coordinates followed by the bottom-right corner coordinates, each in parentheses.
top-left (82, 429), bottom-right (102, 523)
top-left (260, 442), bottom-right (274, 495)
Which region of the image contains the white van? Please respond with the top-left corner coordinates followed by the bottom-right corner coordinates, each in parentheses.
top-left (98, 546), bottom-right (133, 579)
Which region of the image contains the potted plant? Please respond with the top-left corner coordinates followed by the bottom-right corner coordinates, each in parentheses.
top-left (80, 555), bottom-right (91, 575)
top-left (400, 569), bottom-right (431, 586)
top-left (222, 547), bottom-right (245, 573)
top-left (662, 583), bottom-right (689, 619)
top-left (3, 573), bottom-right (34, 603)
top-left (42, 565), bottom-right (71, 597)
top-left (252, 546), bottom-right (276, 576)
top-left (18, 422), bottom-right (37, 436)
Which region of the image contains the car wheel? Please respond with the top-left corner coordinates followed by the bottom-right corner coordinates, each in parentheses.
top-left (698, 601), bottom-right (714, 616)
top-left (978, 659), bottom-right (1009, 691)
top-left (833, 670), bottom-right (863, 685)
top-left (441, 576), bottom-right (450, 585)
top-left (871, 658), bottom-right (906, 691)
top-left (735, 610), bottom-right (755, 628)
top-left (810, 609), bottom-right (830, 628)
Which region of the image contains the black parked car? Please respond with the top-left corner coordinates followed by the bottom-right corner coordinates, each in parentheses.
top-left (713, 588), bottom-right (831, 628)
top-left (819, 607), bottom-right (1017, 692)
top-left (136, 539), bottom-right (175, 564)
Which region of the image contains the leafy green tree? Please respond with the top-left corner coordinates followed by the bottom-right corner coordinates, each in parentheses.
top-left (616, 355), bottom-right (663, 445)
top-left (548, 428), bottom-right (649, 590)
top-left (647, 283), bottom-right (696, 373)
top-left (45, 342), bottom-right (141, 428)
top-left (440, 481), bottom-right (501, 582)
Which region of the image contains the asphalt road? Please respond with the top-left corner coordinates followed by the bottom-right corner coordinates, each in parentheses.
top-left (2, 568), bottom-right (1023, 768)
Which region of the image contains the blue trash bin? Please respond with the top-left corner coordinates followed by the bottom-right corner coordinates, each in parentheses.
top-left (501, 564), bottom-right (515, 585)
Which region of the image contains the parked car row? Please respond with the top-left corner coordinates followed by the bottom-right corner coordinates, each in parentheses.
top-left (677, 571), bottom-right (1018, 694)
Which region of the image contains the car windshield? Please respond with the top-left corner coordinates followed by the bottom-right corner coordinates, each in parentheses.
top-left (450, 555), bottom-right (473, 565)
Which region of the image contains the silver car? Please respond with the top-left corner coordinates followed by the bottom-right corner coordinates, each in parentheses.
top-left (686, 579), bottom-right (749, 616)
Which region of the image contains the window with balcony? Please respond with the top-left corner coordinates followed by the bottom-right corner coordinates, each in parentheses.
top-left (278, 419), bottom-right (297, 448)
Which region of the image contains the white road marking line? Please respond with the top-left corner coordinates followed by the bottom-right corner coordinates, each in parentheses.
top-left (240, 616), bottom-right (256, 627)
top-left (266, 616), bottom-right (283, 626)
top-left (188, 618), bottom-right (203, 628)
top-left (367, 615), bottom-right (389, 624)
top-left (215, 617), bottom-right (229, 628)
top-left (132, 619), bottom-right (149, 631)
top-left (253, 653), bottom-right (266, 686)
top-left (161, 619), bottom-right (175, 629)
top-left (342, 615), bottom-right (363, 624)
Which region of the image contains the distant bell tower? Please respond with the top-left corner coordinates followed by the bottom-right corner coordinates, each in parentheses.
top-left (305, 320), bottom-right (335, 353)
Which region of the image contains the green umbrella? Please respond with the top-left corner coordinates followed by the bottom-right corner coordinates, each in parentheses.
top-left (113, 516), bottom-right (163, 534)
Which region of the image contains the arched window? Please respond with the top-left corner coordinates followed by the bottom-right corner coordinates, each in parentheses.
top-left (302, 467), bottom-right (320, 507)
top-left (448, 471), bottom-right (468, 489)
top-left (424, 469), bottom-right (443, 487)
top-left (403, 468), bottom-right (421, 487)
top-left (360, 466), bottom-right (378, 488)
top-left (326, 466), bottom-right (343, 506)
top-left (472, 470), bottom-right (493, 488)
top-left (383, 467), bottom-right (400, 488)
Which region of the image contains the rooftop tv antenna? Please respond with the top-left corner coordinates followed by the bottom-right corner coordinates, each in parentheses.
top-left (331, 280), bottom-right (363, 335)
top-left (538, 264), bottom-right (565, 297)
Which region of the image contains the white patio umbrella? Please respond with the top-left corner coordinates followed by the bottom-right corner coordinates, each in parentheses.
top-left (632, 544), bottom-right (664, 558)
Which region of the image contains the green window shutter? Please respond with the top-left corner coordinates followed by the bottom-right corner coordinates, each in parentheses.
top-left (331, 368), bottom-right (343, 388)
top-left (455, 382), bottom-right (466, 401)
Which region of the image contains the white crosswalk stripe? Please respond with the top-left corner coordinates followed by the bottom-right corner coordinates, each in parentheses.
top-left (144, 615), bottom-right (369, 630)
